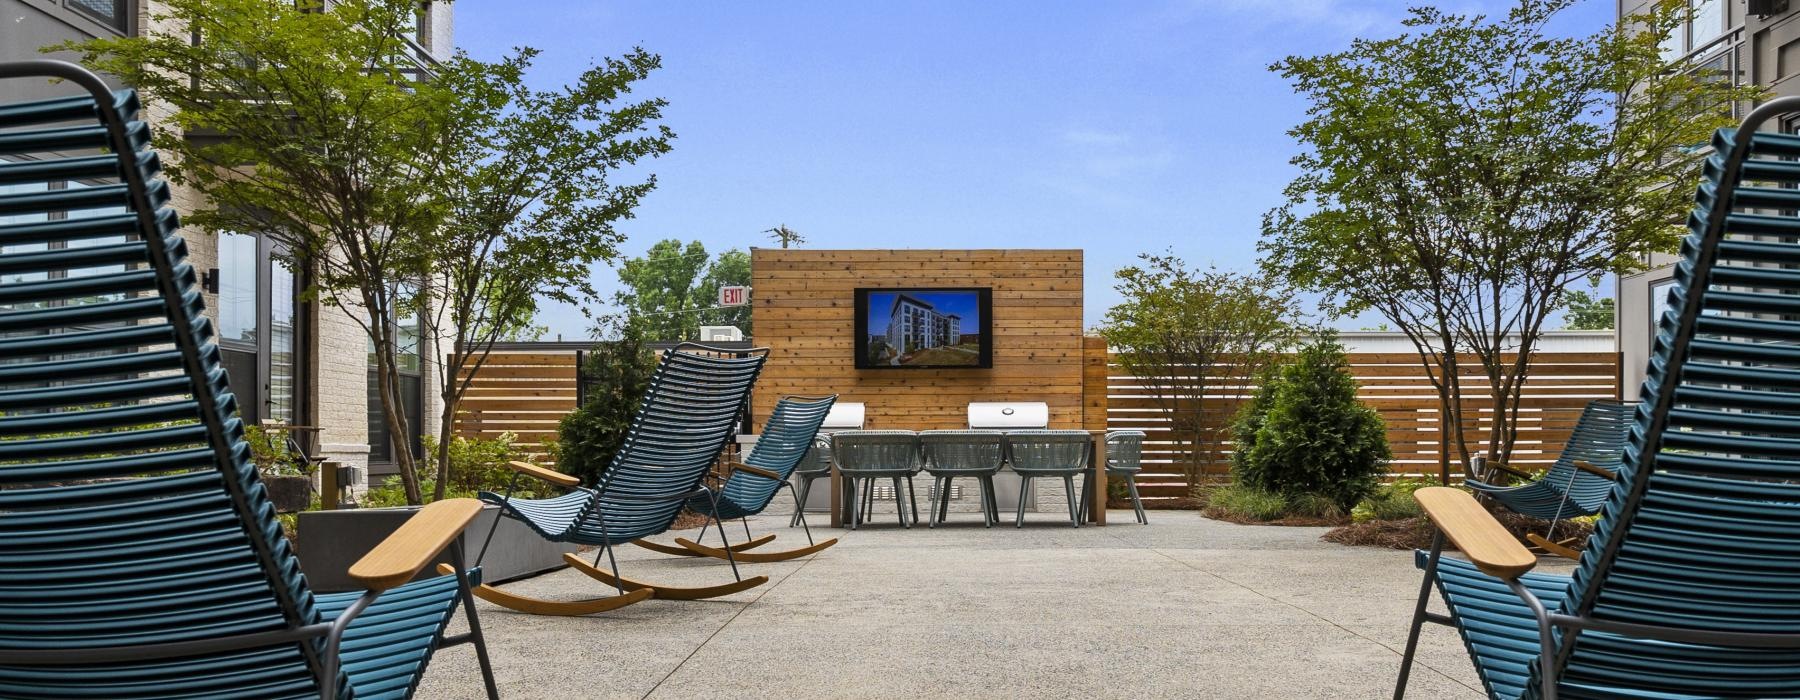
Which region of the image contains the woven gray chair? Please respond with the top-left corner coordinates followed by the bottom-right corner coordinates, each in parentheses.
top-left (831, 430), bottom-right (922, 529)
top-left (919, 430), bottom-right (1006, 528)
top-left (1101, 428), bottom-right (1144, 521)
top-left (788, 436), bottom-right (833, 528)
top-left (1005, 430), bottom-right (1091, 528)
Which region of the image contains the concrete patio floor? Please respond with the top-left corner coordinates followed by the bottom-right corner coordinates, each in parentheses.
top-left (417, 509), bottom-right (1563, 699)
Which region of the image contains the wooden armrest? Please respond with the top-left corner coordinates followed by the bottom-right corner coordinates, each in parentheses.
top-left (507, 460), bottom-right (579, 488)
top-left (1414, 487), bottom-right (1537, 580)
top-left (348, 498), bottom-right (483, 591)
top-left (1484, 460), bottom-right (1532, 480)
top-left (1572, 459), bottom-right (1616, 480)
top-left (730, 462), bottom-right (783, 481)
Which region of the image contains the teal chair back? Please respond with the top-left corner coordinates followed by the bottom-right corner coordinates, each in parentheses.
top-left (0, 62), bottom-right (336, 698)
top-left (1543, 104), bottom-right (1800, 697)
top-left (718, 395), bottom-right (836, 512)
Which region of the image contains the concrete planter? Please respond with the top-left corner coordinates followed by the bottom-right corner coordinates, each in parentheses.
top-left (264, 475), bottom-right (313, 513)
top-left (296, 504), bottom-right (577, 592)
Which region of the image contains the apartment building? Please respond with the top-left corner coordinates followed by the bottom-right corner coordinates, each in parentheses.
top-left (1616, 0), bottom-right (1800, 398)
top-left (1, 0), bottom-right (456, 485)
top-left (885, 294), bottom-right (962, 355)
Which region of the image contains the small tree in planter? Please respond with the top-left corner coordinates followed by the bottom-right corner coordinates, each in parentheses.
top-left (1231, 331), bottom-right (1390, 513)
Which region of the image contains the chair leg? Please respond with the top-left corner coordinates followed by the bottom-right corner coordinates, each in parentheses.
top-left (892, 476), bottom-right (910, 528)
top-left (1016, 476), bottom-right (1029, 528)
top-left (451, 543), bottom-right (499, 700)
top-left (1394, 532), bottom-right (1445, 700)
top-left (1129, 478), bottom-right (1147, 524)
top-left (928, 477), bottom-right (942, 529)
top-left (907, 476), bottom-right (920, 525)
top-left (791, 477), bottom-right (812, 528)
top-left (847, 478), bottom-right (859, 531)
top-left (786, 482), bottom-right (816, 545)
top-left (1063, 475), bottom-right (1079, 528)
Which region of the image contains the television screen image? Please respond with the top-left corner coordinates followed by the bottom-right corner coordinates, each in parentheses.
top-left (856, 288), bottom-right (992, 369)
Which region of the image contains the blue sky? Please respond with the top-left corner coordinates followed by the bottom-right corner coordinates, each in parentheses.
top-left (865, 291), bottom-right (983, 337)
top-left (454, 0), bottom-right (1617, 341)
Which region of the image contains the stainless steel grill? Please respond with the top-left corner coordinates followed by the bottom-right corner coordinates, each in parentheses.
top-left (968, 402), bottom-right (1049, 513)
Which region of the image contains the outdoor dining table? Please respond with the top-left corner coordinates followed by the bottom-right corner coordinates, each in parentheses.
top-left (826, 430), bottom-right (1109, 528)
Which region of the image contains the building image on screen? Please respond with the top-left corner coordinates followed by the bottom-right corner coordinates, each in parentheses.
top-left (864, 290), bottom-right (984, 368)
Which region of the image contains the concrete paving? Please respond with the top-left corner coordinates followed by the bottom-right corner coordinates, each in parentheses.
top-left (415, 510), bottom-right (1567, 699)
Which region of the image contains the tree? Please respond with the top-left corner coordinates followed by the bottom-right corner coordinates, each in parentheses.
top-left (1259, 0), bottom-right (1760, 482)
top-left (1231, 331), bottom-right (1390, 512)
top-left (421, 49), bottom-right (672, 500)
top-left (1097, 254), bottom-right (1298, 481)
top-left (554, 318), bottom-right (657, 485)
top-left (765, 224), bottom-right (805, 249)
top-left (67, 0), bottom-right (459, 504)
top-left (613, 240), bottom-right (751, 340)
top-left (1560, 290), bottom-right (1615, 330)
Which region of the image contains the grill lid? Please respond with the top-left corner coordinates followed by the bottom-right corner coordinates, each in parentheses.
top-left (967, 401), bottom-right (1049, 429)
top-left (822, 402), bottom-right (866, 431)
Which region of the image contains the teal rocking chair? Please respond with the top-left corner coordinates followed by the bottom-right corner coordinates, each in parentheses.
top-left (0, 60), bottom-right (497, 700)
top-left (465, 344), bottom-right (769, 616)
top-left (1465, 399), bottom-right (1635, 557)
top-left (1394, 98), bottom-right (1800, 699)
top-left (632, 394), bottom-right (840, 563)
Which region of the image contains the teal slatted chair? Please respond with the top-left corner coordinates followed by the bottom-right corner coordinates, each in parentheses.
top-left (1465, 399), bottom-right (1635, 556)
top-left (0, 60), bottom-right (497, 700)
top-left (632, 394), bottom-right (839, 562)
top-left (1394, 98), bottom-right (1800, 700)
top-left (467, 344), bottom-right (769, 615)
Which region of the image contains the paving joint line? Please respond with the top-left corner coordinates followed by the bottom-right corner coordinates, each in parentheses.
top-left (1146, 546), bottom-right (1483, 697)
top-left (639, 536), bottom-right (827, 699)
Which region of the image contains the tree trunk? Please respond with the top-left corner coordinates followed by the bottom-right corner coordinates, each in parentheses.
top-left (366, 290), bottom-right (421, 505)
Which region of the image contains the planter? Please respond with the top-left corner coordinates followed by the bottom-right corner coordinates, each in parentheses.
top-left (264, 475), bottom-right (313, 513)
top-left (296, 504), bottom-right (578, 592)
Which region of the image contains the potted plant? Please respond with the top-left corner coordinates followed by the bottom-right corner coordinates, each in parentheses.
top-left (247, 425), bottom-right (314, 513)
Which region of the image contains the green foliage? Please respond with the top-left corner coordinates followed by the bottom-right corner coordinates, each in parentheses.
top-left (1203, 484), bottom-right (1291, 522)
top-left (613, 240), bottom-right (752, 341)
top-left (424, 47), bottom-right (671, 500)
top-left (1351, 478), bottom-right (1434, 523)
top-left (1560, 290), bottom-right (1615, 330)
top-left (1258, 0), bottom-right (1763, 477)
top-left (1097, 253), bottom-right (1297, 478)
top-left (243, 425), bottom-right (304, 476)
top-left (367, 433), bottom-right (535, 506)
top-left (1232, 332), bottom-right (1391, 512)
top-left (555, 323), bottom-right (658, 486)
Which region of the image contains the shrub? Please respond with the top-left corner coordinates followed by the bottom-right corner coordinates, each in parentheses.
top-left (1203, 483), bottom-right (1290, 521)
top-left (1286, 492), bottom-right (1345, 520)
top-left (1351, 477), bottom-right (1433, 523)
top-left (1232, 330), bottom-right (1391, 512)
top-left (556, 325), bottom-right (657, 486)
top-left (420, 432), bottom-right (525, 495)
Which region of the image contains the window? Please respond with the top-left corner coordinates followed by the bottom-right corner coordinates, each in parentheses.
top-left (215, 231), bottom-right (304, 426)
top-left (66, 0), bottom-right (130, 34)
top-left (1662, 0), bottom-right (1731, 61)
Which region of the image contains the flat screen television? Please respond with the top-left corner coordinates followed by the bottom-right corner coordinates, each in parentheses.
top-left (855, 287), bottom-right (993, 369)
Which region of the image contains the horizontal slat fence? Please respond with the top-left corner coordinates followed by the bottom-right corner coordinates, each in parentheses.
top-left (451, 351), bottom-right (580, 460)
top-left (1106, 351), bottom-right (1621, 504)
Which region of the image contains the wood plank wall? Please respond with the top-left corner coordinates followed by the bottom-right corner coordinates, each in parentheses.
top-left (749, 249), bottom-right (1087, 430)
top-left (451, 352), bottom-right (578, 461)
top-left (1105, 351), bottom-right (1622, 503)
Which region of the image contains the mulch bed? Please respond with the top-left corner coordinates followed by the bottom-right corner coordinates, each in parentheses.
top-left (1201, 507), bottom-right (1350, 527)
top-left (1323, 511), bottom-right (1594, 552)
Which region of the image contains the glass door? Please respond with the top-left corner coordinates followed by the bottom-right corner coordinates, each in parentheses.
top-left (216, 231), bottom-right (304, 426)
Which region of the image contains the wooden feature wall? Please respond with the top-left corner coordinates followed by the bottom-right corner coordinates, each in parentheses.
top-left (750, 249), bottom-right (1086, 430)
top-left (451, 351), bottom-right (578, 461)
top-left (1105, 351), bottom-right (1622, 503)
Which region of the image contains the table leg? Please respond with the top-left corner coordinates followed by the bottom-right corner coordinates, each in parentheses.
top-left (829, 466), bottom-right (844, 528)
top-left (1090, 435), bottom-right (1107, 526)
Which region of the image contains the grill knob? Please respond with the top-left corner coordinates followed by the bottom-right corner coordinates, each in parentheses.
top-left (1001, 407), bottom-right (1015, 415)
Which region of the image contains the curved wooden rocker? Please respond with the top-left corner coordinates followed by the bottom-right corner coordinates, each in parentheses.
top-left (438, 563), bottom-right (653, 616)
top-left (562, 555), bottom-right (769, 600)
top-left (630, 533), bottom-right (774, 557)
top-left (673, 535), bottom-right (839, 563)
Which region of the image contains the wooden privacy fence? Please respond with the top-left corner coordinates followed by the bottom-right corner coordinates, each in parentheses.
top-left (1103, 350), bottom-right (1621, 504)
top-left (451, 351), bottom-right (580, 460)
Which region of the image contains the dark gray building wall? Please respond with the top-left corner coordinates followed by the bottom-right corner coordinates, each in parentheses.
top-left (0, 0), bottom-right (129, 101)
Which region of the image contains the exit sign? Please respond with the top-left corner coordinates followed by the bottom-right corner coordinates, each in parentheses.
top-left (719, 285), bottom-right (750, 306)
